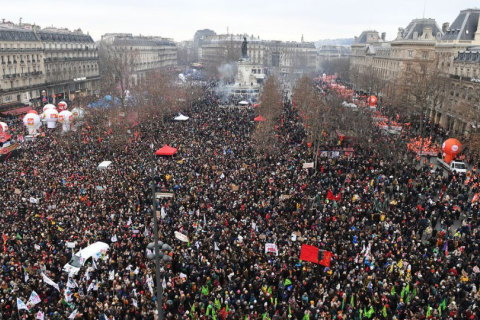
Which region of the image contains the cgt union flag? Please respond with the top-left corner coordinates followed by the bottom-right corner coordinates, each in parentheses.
top-left (300, 244), bottom-right (332, 267)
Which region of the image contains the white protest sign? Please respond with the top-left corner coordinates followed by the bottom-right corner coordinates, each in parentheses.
top-left (66, 242), bottom-right (76, 248)
top-left (265, 243), bottom-right (279, 256)
top-left (303, 162), bottom-right (314, 169)
top-left (174, 231), bottom-right (189, 243)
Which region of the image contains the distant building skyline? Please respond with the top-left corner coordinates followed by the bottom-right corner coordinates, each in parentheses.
top-left (2, 0), bottom-right (479, 43)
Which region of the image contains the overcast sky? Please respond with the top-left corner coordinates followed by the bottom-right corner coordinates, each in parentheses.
top-left (3, 0), bottom-right (480, 42)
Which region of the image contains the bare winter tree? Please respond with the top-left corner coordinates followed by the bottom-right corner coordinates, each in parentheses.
top-left (395, 56), bottom-right (449, 154)
top-left (454, 88), bottom-right (480, 161)
top-left (257, 76), bottom-right (283, 120)
top-left (252, 76), bottom-right (283, 155)
top-left (321, 58), bottom-right (350, 81)
top-left (98, 41), bottom-right (139, 108)
top-left (293, 75), bottom-right (328, 167)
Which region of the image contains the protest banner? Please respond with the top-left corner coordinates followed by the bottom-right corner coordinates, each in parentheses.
top-left (265, 243), bottom-right (279, 256)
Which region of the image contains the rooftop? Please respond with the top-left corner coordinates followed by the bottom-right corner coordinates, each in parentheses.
top-left (0, 26), bottom-right (39, 41)
top-left (354, 30), bottom-right (384, 45)
top-left (454, 49), bottom-right (480, 63)
top-left (0, 22), bottom-right (94, 43)
top-left (399, 18), bottom-right (443, 40)
top-left (441, 8), bottom-right (480, 41)
top-left (112, 36), bottom-right (176, 47)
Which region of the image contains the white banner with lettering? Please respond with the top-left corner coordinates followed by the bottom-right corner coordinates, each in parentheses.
top-left (265, 243), bottom-right (278, 256)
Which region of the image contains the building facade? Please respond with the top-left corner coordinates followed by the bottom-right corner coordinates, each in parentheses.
top-left (0, 21), bottom-right (100, 110)
top-left (0, 24), bottom-right (45, 108)
top-left (266, 39), bottom-right (317, 77)
top-left (39, 27), bottom-right (99, 101)
top-left (101, 33), bottom-right (177, 86)
top-left (316, 45), bottom-right (351, 70)
top-left (199, 34), bottom-right (265, 66)
top-left (199, 34), bottom-right (317, 77)
top-left (431, 9), bottom-right (480, 133)
top-left (193, 29), bottom-right (216, 62)
top-left (349, 10), bottom-right (480, 135)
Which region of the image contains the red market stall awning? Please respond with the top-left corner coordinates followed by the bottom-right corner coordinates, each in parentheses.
top-left (155, 145), bottom-right (177, 156)
top-left (254, 115), bottom-right (266, 122)
top-left (0, 106), bottom-right (32, 116)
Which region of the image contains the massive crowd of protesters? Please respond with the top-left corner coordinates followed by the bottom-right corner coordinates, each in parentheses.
top-left (0, 79), bottom-right (479, 320)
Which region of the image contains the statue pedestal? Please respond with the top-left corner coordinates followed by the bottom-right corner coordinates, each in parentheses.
top-left (224, 59), bottom-right (265, 100)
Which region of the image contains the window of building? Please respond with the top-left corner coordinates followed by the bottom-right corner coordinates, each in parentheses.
top-left (408, 50), bottom-right (413, 57)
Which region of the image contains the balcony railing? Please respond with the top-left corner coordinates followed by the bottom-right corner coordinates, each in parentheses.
top-left (0, 84), bottom-right (41, 93)
top-left (450, 74), bottom-right (473, 81)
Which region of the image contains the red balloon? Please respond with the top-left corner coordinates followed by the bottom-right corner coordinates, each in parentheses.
top-left (442, 138), bottom-right (462, 156)
top-left (368, 95), bottom-right (377, 107)
top-left (27, 110), bottom-right (38, 115)
top-left (444, 153), bottom-right (454, 164)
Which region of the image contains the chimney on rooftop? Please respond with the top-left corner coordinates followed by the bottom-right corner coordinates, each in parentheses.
top-left (442, 22), bottom-right (450, 33)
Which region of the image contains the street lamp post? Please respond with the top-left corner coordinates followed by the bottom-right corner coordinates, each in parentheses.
top-left (146, 235), bottom-right (172, 320)
top-left (151, 176), bottom-right (163, 320)
top-left (150, 145), bottom-right (173, 320)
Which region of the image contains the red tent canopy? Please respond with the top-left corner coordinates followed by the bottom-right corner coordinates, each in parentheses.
top-left (254, 115), bottom-right (266, 122)
top-left (155, 144), bottom-right (177, 156)
top-left (0, 106), bottom-right (32, 116)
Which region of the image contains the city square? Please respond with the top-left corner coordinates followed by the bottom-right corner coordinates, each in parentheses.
top-left (0, 2), bottom-right (480, 320)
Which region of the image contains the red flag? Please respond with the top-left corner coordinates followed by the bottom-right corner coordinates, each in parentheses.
top-left (300, 244), bottom-right (320, 264)
top-left (300, 244), bottom-right (332, 267)
top-left (319, 251), bottom-right (332, 268)
top-left (327, 189), bottom-right (343, 202)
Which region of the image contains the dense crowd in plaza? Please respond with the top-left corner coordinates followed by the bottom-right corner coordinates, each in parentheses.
top-left (0, 80), bottom-right (479, 320)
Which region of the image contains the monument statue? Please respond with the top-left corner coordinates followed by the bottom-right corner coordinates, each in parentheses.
top-left (241, 37), bottom-right (248, 59)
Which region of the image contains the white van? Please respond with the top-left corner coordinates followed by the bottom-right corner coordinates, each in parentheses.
top-left (63, 242), bottom-right (109, 275)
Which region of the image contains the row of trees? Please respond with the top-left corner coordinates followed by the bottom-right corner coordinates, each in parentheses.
top-left (322, 54), bottom-right (476, 159)
top-left (58, 42), bottom-right (205, 152)
top-left (322, 52), bottom-right (480, 163)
